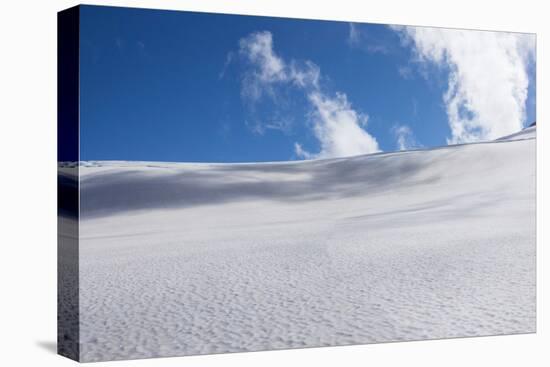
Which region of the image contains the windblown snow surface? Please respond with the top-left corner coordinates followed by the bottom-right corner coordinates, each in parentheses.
top-left (61, 127), bottom-right (536, 362)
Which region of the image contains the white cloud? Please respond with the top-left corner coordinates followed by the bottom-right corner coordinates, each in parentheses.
top-left (239, 31), bottom-right (289, 104)
top-left (289, 60), bottom-right (320, 90)
top-left (239, 31), bottom-right (379, 159)
top-left (393, 26), bottom-right (535, 144)
top-left (298, 92), bottom-right (379, 159)
top-left (239, 31), bottom-right (286, 83)
top-left (294, 142), bottom-right (312, 160)
top-left (392, 124), bottom-right (421, 151)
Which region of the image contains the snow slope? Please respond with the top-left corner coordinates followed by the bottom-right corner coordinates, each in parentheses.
top-left (72, 128), bottom-right (536, 362)
top-left (496, 125), bottom-right (536, 141)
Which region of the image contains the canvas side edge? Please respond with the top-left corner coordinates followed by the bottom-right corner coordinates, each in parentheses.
top-left (57, 5), bottom-right (80, 362)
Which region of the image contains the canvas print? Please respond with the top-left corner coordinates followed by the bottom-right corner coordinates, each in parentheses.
top-left (58, 5), bottom-right (536, 362)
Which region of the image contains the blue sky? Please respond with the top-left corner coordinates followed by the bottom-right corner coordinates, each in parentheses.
top-left (79, 5), bottom-right (536, 162)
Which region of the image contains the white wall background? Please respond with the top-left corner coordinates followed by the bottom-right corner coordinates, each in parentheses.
top-left (0, 0), bottom-right (547, 366)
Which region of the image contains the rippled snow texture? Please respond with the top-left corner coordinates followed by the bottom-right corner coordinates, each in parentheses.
top-left (74, 129), bottom-right (536, 361)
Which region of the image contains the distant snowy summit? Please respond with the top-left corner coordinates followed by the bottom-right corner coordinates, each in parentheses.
top-left (496, 124), bottom-right (536, 142)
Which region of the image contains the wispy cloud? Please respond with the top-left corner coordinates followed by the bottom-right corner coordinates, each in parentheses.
top-left (348, 23), bottom-right (361, 46)
top-left (392, 124), bottom-right (421, 151)
top-left (239, 31), bottom-right (287, 102)
top-left (347, 23), bottom-right (392, 54)
top-left (398, 65), bottom-right (413, 79)
top-left (239, 31), bottom-right (379, 159)
top-left (136, 41), bottom-right (146, 52)
top-left (238, 32), bottom-right (297, 135)
top-left (218, 51), bottom-right (234, 80)
top-left (114, 37), bottom-right (148, 58)
top-left (392, 26), bottom-right (535, 144)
